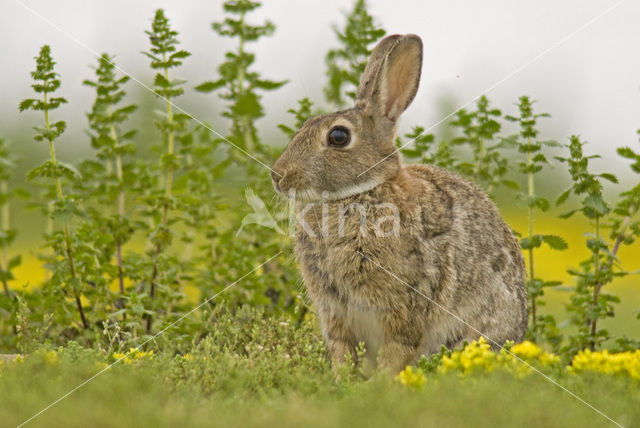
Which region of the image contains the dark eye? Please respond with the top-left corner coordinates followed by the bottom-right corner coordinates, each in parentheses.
top-left (328, 126), bottom-right (351, 147)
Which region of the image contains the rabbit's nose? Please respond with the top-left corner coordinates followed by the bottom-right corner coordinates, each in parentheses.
top-left (270, 169), bottom-right (282, 188)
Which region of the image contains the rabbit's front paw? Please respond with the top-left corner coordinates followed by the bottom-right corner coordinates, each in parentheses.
top-left (379, 341), bottom-right (418, 374)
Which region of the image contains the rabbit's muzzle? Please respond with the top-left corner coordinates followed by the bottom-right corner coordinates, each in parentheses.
top-left (270, 168), bottom-right (282, 192)
top-left (271, 166), bottom-right (307, 196)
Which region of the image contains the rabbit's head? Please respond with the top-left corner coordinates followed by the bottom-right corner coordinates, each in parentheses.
top-left (272, 34), bottom-right (423, 201)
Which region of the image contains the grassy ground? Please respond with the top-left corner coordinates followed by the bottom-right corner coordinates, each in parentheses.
top-left (1, 308), bottom-right (638, 428)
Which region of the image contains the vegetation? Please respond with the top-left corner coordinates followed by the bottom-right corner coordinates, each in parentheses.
top-left (0, 0), bottom-right (639, 426)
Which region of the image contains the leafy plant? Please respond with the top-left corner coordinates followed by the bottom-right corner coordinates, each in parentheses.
top-left (0, 139), bottom-right (20, 301)
top-left (19, 45), bottom-right (88, 329)
top-left (277, 97), bottom-right (315, 140)
top-left (399, 127), bottom-right (458, 170)
top-left (195, 0), bottom-right (287, 157)
top-left (324, 0), bottom-right (386, 108)
top-left (556, 136), bottom-right (621, 351)
top-left (142, 9), bottom-right (192, 332)
top-left (82, 53), bottom-right (138, 295)
top-left (505, 96), bottom-right (566, 345)
top-left (450, 95), bottom-right (517, 194)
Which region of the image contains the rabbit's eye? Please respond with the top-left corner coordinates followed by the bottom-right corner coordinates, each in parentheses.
top-left (328, 126), bottom-right (351, 147)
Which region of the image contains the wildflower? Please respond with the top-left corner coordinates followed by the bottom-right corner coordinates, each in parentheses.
top-left (509, 341), bottom-right (559, 366)
top-left (440, 337), bottom-right (498, 374)
top-left (42, 350), bottom-right (60, 366)
top-left (113, 348), bottom-right (154, 365)
top-left (396, 366), bottom-right (426, 389)
top-left (569, 349), bottom-right (640, 380)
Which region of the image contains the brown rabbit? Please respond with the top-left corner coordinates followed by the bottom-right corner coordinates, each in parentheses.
top-left (271, 34), bottom-right (527, 373)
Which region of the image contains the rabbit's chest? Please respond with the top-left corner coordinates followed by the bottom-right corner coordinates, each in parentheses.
top-left (295, 201), bottom-right (409, 306)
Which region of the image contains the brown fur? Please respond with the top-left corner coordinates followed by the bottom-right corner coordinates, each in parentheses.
top-left (271, 34), bottom-right (527, 372)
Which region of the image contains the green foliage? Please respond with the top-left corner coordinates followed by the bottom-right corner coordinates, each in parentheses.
top-left (81, 53), bottom-right (138, 296)
top-left (196, 0), bottom-right (286, 156)
top-left (19, 45), bottom-right (88, 331)
top-left (141, 9), bottom-right (194, 332)
top-left (556, 135), bottom-right (638, 353)
top-left (506, 96), bottom-right (565, 345)
top-left (450, 96), bottom-right (517, 194)
top-left (1, 326), bottom-right (639, 427)
top-left (277, 97), bottom-right (314, 140)
top-left (1, 0), bottom-right (638, 375)
top-left (324, 0), bottom-right (386, 107)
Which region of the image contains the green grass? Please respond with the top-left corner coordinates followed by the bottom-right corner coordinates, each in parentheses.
top-left (2, 308), bottom-right (638, 428)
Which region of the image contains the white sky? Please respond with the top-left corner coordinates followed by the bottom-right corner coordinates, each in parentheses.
top-left (1, 0), bottom-right (639, 175)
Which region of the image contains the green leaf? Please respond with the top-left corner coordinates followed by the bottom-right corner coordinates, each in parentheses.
top-left (195, 80), bottom-right (225, 93)
top-left (154, 73), bottom-right (170, 88)
top-left (170, 50), bottom-right (191, 60)
top-left (542, 235), bottom-right (568, 250)
top-left (599, 172), bottom-right (618, 183)
top-left (18, 99), bottom-right (36, 112)
top-left (501, 180), bottom-right (520, 190)
top-left (252, 79), bottom-right (288, 90)
top-left (556, 189), bottom-right (571, 206)
top-left (534, 197), bottom-right (550, 212)
top-left (58, 162), bottom-right (82, 178)
top-left (7, 255), bottom-right (21, 270)
top-left (558, 209), bottom-right (577, 219)
top-left (583, 194), bottom-right (609, 216)
top-left (520, 235), bottom-right (542, 249)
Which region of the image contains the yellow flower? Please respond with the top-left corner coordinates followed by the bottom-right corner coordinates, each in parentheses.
top-left (510, 341), bottom-right (542, 359)
top-left (396, 366), bottom-right (426, 389)
top-left (113, 348), bottom-right (154, 365)
top-left (570, 349), bottom-right (640, 380)
top-left (439, 337), bottom-right (500, 374)
top-left (509, 341), bottom-right (559, 366)
top-left (42, 350), bottom-right (60, 366)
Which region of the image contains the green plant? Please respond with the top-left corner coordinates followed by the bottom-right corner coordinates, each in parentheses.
top-left (506, 96), bottom-right (566, 345)
top-left (195, 0), bottom-right (286, 157)
top-left (82, 53), bottom-right (138, 295)
top-left (400, 127), bottom-right (459, 170)
top-left (192, 0), bottom-right (298, 316)
top-left (450, 96), bottom-right (518, 194)
top-left (0, 139), bottom-right (20, 301)
top-left (556, 136), bottom-right (622, 351)
top-left (19, 45), bottom-right (88, 329)
top-left (0, 0), bottom-right (638, 367)
top-left (324, 0), bottom-right (386, 108)
top-left (277, 97), bottom-right (315, 140)
top-left (142, 9), bottom-right (192, 332)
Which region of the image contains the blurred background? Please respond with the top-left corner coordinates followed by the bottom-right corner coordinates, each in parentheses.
top-left (1, 0), bottom-right (639, 333)
top-left (2, 0), bottom-right (639, 159)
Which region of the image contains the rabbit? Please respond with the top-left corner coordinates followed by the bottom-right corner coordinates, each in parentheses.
top-left (271, 34), bottom-right (527, 373)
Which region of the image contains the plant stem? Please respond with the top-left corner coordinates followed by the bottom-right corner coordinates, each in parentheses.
top-left (147, 55), bottom-right (175, 333)
top-left (527, 149), bottom-right (536, 330)
top-left (590, 203), bottom-right (638, 344)
top-left (108, 106), bottom-right (126, 295)
top-left (44, 92), bottom-right (88, 329)
top-left (0, 180), bottom-right (10, 299)
top-left (474, 137), bottom-right (484, 183)
top-left (236, 11), bottom-right (254, 154)
top-left (589, 216), bottom-right (601, 348)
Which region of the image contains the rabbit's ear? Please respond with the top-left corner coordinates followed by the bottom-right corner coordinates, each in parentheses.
top-left (356, 34), bottom-right (423, 121)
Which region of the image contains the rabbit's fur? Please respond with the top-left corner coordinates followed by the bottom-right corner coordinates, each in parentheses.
top-left (271, 34), bottom-right (527, 372)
